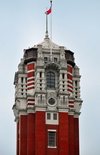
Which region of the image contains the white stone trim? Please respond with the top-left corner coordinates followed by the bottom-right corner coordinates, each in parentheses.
top-left (67, 72), bottom-right (73, 76)
top-left (27, 108), bottom-right (35, 114)
top-left (35, 107), bottom-right (46, 112)
top-left (58, 109), bottom-right (69, 113)
top-left (27, 77), bottom-right (35, 80)
top-left (48, 146), bottom-right (57, 148)
top-left (67, 87), bottom-right (73, 91)
top-left (67, 79), bottom-right (73, 83)
top-left (27, 61), bottom-right (35, 65)
top-left (27, 69), bottom-right (35, 73)
top-left (74, 113), bottom-right (80, 118)
top-left (48, 129), bottom-right (57, 132)
top-left (46, 112), bottom-right (59, 125)
top-left (27, 84), bottom-right (35, 88)
top-left (27, 101), bottom-right (34, 104)
top-left (67, 82), bottom-right (73, 87)
top-left (67, 64), bottom-right (72, 68)
top-left (68, 111), bottom-right (74, 115)
top-left (27, 80), bottom-right (34, 84)
top-left (19, 111), bottom-right (27, 116)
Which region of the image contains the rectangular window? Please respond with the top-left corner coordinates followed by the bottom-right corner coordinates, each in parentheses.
top-left (40, 72), bottom-right (42, 78)
top-left (53, 114), bottom-right (57, 120)
top-left (48, 131), bottom-right (56, 147)
top-left (21, 77), bottom-right (23, 83)
top-left (47, 113), bottom-right (51, 120)
top-left (75, 81), bottom-right (77, 86)
top-left (54, 58), bottom-right (57, 62)
top-left (62, 73), bottom-right (64, 79)
top-left (44, 57), bottom-right (48, 62)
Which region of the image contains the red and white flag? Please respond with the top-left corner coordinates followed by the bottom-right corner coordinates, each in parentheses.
top-left (45, 1), bottom-right (52, 15)
top-left (45, 7), bottom-right (52, 15)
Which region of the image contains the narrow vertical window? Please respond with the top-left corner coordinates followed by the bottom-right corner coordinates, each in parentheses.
top-left (62, 73), bottom-right (64, 79)
top-left (44, 57), bottom-right (48, 62)
top-left (75, 81), bottom-right (77, 86)
top-left (46, 72), bottom-right (55, 88)
top-left (21, 77), bottom-right (23, 83)
top-left (53, 114), bottom-right (57, 120)
top-left (47, 113), bottom-right (51, 120)
top-left (40, 72), bottom-right (42, 78)
top-left (54, 58), bottom-right (57, 62)
top-left (48, 131), bottom-right (56, 147)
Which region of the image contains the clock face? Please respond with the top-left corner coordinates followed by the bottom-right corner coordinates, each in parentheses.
top-left (48, 98), bottom-right (55, 105)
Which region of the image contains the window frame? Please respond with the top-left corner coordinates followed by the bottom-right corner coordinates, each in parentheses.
top-left (53, 113), bottom-right (57, 120)
top-left (54, 57), bottom-right (57, 62)
top-left (48, 130), bottom-right (57, 148)
top-left (46, 71), bottom-right (55, 89)
top-left (44, 57), bottom-right (48, 62)
top-left (47, 113), bottom-right (51, 120)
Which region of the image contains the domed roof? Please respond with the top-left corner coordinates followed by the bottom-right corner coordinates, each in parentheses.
top-left (35, 38), bottom-right (60, 49)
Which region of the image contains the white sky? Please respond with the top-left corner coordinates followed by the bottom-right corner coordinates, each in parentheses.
top-left (0, 0), bottom-right (100, 154)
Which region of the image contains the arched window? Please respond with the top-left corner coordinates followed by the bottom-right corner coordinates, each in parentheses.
top-left (46, 72), bottom-right (55, 88)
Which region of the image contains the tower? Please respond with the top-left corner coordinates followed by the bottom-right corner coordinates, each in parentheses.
top-left (13, 19), bottom-right (82, 155)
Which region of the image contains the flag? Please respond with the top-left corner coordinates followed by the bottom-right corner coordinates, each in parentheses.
top-left (45, 7), bottom-right (52, 15)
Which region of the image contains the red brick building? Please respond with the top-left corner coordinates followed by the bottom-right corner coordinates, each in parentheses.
top-left (13, 31), bottom-right (82, 155)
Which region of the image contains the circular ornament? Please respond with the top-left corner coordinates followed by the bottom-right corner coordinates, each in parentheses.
top-left (48, 98), bottom-right (55, 106)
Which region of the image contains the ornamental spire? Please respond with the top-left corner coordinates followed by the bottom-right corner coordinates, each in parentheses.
top-left (44, 0), bottom-right (52, 40)
top-left (45, 14), bottom-right (49, 40)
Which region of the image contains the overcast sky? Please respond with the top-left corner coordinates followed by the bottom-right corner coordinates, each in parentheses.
top-left (0, 0), bottom-right (100, 154)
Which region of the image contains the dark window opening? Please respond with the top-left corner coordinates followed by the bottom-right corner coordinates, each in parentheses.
top-left (48, 131), bottom-right (56, 147)
top-left (62, 73), bottom-right (64, 79)
top-left (47, 113), bottom-right (51, 120)
top-left (44, 57), bottom-right (48, 62)
top-left (75, 81), bottom-right (77, 86)
top-left (54, 58), bottom-right (57, 62)
top-left (48, 98), bottom-right (55, 105)
top-left (53, 114), bottom-right (57, 120)
top-left (46, 72), bottom-right (55, 88)
top-left (40, 72), bottom-right (42, 78)
top-left (21, 77), bottom-right (23, 83)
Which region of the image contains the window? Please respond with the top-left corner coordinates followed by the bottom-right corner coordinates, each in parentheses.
top-left (46, 72), bottom-right (55, 88)
top-left (46, 113), bottom-right (58, 125)
top-left (54, 58), bottom-right (57, 62)
top-left (40, 72), bottom-right (42, 78)
top-left (44, 57), bottom-right (48, 62)
top-left (62, 73), bottom-right (64, 79)
top-left (48, 98), bottom-right (55, 105)
top-left (53, 114), bottom-right (57, 120)
top-left (75, 81), bottom-right (77, 86)
top-left (21, 77), bottom-right (23, 83)
top-left (47, 113), bottom-right (51, 120)
top-left (48, 131), bottom-right (56, 147)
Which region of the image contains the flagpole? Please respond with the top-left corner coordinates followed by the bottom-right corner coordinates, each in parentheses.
top-left (50, 0), bottom-right (52, 41)
top-left (45, 8), bottom-right (49, 39)
top-left (50, 0), bottom-right (52, 61)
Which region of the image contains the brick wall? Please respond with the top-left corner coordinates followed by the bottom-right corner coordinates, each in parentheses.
top-left (68, 115), bottom-right (74, 155)
top-left (59, 112), bottom-right (69, 155)
top-left (35, 111), bottom-right (46, 155)
top-left (74, 118), bottom-right (79, 155)
top-left (27, 113), bottom-right (35, 155)
top-left (19, 115), bottom-right (27, 155)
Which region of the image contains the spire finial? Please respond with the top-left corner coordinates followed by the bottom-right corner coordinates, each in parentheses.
top-left (45, 14), bottom-right (49, 39)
